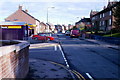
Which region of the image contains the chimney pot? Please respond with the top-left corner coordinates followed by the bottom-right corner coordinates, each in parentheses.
top-left (25, 9), bottom-right (28, 12)
top-left (19, 5), bottom-right (22, 10)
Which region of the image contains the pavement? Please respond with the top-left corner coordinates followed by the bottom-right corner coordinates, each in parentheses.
top-left (80, 38), bottom-right (120, 50)
top-left (26, 58), bottom-right (72, 79)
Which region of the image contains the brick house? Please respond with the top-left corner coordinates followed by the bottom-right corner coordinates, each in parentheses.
top-left (75, 18), bottom-right (91, 31)
top-left (90, 1), bottom-right (118, 33)
top-left (5, 5), bottom-right (41, 35)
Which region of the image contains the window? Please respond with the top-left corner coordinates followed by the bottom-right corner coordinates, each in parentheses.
top-left (99, 21), bottom-right (101, 26)
top-left (109, 19), bottom-right (111, 25)
top-left (100, 14), bottom-right (102, 18)
top-left (103, 13), bottom-right (104, 17)
top-left (109, 11), bottom-right (112, 15)
top-left (102, 21), bottom-right (104, 25)
top-left (92, 17), bottom-right (95, 20)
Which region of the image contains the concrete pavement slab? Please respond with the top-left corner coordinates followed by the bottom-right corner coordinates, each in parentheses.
top-left (26, 59), bottom-right (72, 79)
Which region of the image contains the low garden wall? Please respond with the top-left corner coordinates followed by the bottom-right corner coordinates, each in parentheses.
top-left (0, 40), bottom-right (30, 79)
top-left (86, 34), bottom-right (120, 45)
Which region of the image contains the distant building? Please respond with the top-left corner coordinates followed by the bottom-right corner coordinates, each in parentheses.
top-left (5, 5), bottom-right (41, 35)
top-left (75, 18), bottom-right (91, 31)
top-left (39, 22), bottom-right (47, 33)
top-left (46, 23), bottom-right (56, 33)
top-left (90, 1), bottom-right (118, 32)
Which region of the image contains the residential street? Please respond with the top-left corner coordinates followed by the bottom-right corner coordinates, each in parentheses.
top-left (58, 34), bottom-right (120, 80)
top-left (28, 33), bottom-right (120, 80)
top-left (1, 1), bottom-right (120, 80)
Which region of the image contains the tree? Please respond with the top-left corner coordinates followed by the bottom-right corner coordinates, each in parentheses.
top-left (113, 2), bottom-right (120, 32)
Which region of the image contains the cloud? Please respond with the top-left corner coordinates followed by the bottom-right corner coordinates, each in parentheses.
top-left (68, 7), bottom-right (87, 11)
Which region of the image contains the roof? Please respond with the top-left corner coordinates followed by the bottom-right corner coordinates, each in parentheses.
top-left (90, 11), bottom-right (99, 16)
top-left (92, 2), bottom-right (118, 17)
top-left (80, 18), bottom-right (91, 22)
top-left (0, 21), bottom-right (26, 26)
top-left (22, 10), bottom-right (40, 22)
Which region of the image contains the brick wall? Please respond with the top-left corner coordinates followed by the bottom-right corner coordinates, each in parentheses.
top-left (0, 40), bottom-right (30, 79)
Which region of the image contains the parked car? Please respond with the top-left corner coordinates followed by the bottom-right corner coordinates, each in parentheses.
top-left (32, 33), bottom-right (54, 41)
top-left (65, 30), bottom-right (70, 36)
top-left (40, 33), bottom-right (54, 41)
top-left (70, 29), bottom-right (80, 38)
top-left (32, 34), bottom-right (48, 42)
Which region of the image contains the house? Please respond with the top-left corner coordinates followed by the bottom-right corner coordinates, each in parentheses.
top-left (46, 23), bottom-right (56, 33)
top-left (39, 22), bottom-right (47, 33)
top-left (90, 1), bottom-right (118, 33)
top-left (5, 5), bottom-right (41, 35)
top-left (75, 18), bottom-right (91, 31)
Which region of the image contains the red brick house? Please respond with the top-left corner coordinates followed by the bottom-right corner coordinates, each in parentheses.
top-left (75, 18), bottom-right (91, 31)
top-left (90, 1), bottom-right (118, 33)
top-left (5, 5), bottom-right (40, 35)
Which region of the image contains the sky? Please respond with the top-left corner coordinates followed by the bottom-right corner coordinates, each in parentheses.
top-left (0, 0), bottom-right (117, 25)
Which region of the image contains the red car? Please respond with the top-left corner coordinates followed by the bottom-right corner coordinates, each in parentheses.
top-left (32, 33), bottom-right (54, 41)
top-left (70, 30), bottom-right (80, 38)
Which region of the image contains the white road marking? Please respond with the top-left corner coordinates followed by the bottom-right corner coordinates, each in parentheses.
top-left (54, 45), bottom-right (57, 51)
top-left (86, 73), bottom-right (94, 80)
top-left (58, 45), bottom-right (76, 79)
top-left (58, 45), bottom-right (69, 68)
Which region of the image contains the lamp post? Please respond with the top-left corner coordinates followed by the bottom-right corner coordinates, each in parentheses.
top-left (47, 7), bottom-right (55, 23)
top-left (46, 7), bottom-right (55, 33)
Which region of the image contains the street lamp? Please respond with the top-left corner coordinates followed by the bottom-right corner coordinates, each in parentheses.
top-left (47, 7), bottom-right (55, 23)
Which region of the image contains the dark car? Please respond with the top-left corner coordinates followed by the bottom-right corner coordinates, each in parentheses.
top-left (65, 30), bottom-right (70, 36)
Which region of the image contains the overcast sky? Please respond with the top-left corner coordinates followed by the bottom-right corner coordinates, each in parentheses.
top-left (0, 0), bottom-right (116, 25)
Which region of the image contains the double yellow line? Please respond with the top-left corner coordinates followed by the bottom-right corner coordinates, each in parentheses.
top-left (49, 61), bottom-right (86, 80)
top-left (72, 70), bottom-right (86, 80)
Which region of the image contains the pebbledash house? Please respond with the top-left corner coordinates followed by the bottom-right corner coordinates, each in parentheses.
top-left (5, 5), bottom-right (41, 35)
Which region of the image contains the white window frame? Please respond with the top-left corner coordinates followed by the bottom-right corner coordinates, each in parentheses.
top-left (102, 21), bottom-right (104, 25)
top-left (100, 14), bottom-right (102, 18)
top-left (109, 11), bottom-right (112, 15)
top-left (109, 19), bottom-right (111, 25)
top-left (99, 21), bottom-right (101, 26)
top-left (103, 13), bottom-right (104, 17)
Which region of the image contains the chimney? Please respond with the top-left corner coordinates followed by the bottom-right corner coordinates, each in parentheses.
top-left (19, 5), bottom-right (22, 10)
top-left (103, 6), bottom-right (106, 9)
top-left (25, 9), bottom-right (28, 13)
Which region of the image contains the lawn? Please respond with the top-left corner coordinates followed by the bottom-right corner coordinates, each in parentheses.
top-left (103, 33), bottom-right (120, 38)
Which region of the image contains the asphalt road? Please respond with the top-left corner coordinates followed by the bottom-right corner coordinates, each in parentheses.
top-left (28, 33), bottom-right (120, 80)
top-left (58, 34), bottom-right (120, 80)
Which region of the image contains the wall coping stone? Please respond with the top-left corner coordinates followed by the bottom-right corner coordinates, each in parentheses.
top-left (0, 40), bottom-right (30, 57)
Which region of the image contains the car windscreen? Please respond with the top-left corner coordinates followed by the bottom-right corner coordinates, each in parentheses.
top-left (39, 34), bottom-right (45, 36)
